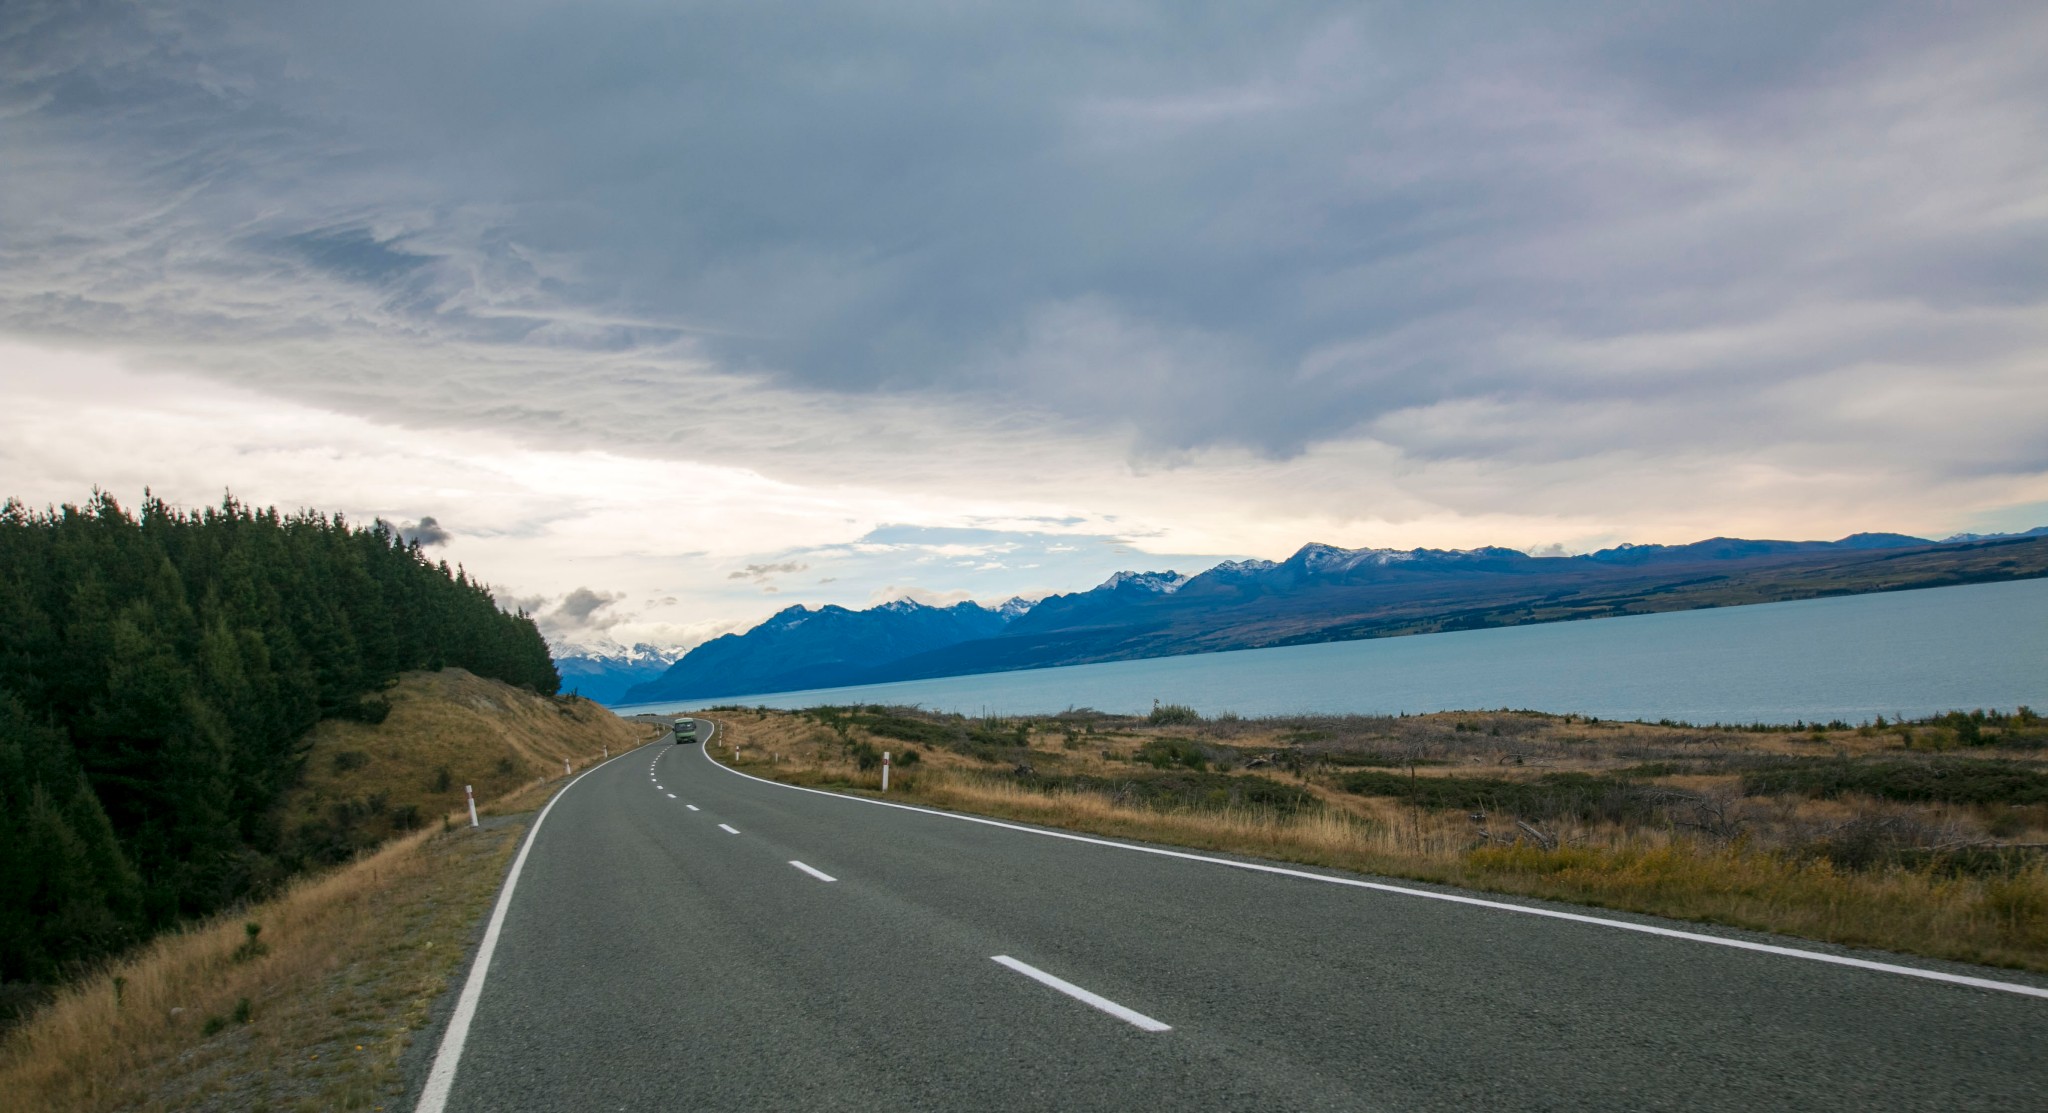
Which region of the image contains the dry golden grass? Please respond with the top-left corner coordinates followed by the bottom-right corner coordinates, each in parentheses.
top-left (285, 668), bottom-right (653, 847)
top-left (706, 709), bottom-right (2048, 973)
top-left (0, 671), bottom-right (664, 1112)
top-left (0, 822), bottom-right (522, 1112)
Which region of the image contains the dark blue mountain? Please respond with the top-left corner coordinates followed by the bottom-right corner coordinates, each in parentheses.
top-left (854, 531), bottom-right (2048, 686)
top-left (621, 598), bottom-right (1023, 703)
top-left (618, 530), bottom-right (2048, 702)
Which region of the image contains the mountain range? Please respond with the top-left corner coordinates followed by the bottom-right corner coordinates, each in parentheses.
top-left (552, 643), bottom-right (687, 705)
top-left (614, 528), bottom-right (2048, 705)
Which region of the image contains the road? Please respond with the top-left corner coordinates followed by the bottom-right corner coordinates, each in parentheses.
top-left (414, 719), bottom-right (2048, 1111)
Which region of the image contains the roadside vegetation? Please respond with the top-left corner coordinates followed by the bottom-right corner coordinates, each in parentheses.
top-left (704, 703), bottom-right (2048, 971)
top-left (0, 492), bottom-right (560, 1006)
top-left (0, 671), bottom-right (658, 1112)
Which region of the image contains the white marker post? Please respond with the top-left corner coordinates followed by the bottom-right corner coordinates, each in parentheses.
top-left (564, 759), bottom-right (571, 776)
top-left (465, 785), bottom-right (478, 828)
top-left (881, 751), bottom-right (891, 792)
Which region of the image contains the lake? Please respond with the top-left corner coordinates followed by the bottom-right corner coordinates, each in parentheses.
top-left (619, 578), bottom-right (2048, 725)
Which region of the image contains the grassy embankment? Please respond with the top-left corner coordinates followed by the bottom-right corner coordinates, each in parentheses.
top-left (0, 669), bottom-right (657, 1113)
top-left (705, 704), bottom-right (2048, 971)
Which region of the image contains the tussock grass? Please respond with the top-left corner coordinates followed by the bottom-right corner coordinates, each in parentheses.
top-left (283, 668), bottom-right (649, 859)
top-left (707, 709), bottom-right (2048, 972)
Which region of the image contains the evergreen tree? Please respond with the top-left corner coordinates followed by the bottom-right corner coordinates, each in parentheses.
top-left (0, 491), bottom-right (561, 984)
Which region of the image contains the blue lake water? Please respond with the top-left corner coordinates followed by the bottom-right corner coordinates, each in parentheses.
top-left (618, 578), bottom-right (2048, 725)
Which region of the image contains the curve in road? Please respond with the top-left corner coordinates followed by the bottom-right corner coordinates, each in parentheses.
top-left (415, 717), bottom-right (2048, 1112)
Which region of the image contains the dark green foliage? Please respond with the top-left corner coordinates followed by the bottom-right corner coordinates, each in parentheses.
top-left (813, 706), bottom-right (958, 746)
top-left (1137, 736), bottom-right (1209, 771)
top-left (1147, 703), bottom-right (1201, 726)
top-left (895, 748), bottom-right (920, 766)
top-left (232, 922), bottom-right (267, 962)
top-left (0, 694), bottom-right (142, 983)
top-left (1741, 757), bottom-right (2048, 806)
top-left (1341, 769), bottom-right (1661, 824)
top-left (0, 491), bottom-right (558, 987)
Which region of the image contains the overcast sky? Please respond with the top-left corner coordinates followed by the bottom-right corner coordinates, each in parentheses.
top-left (4, 1), bottom-right (2045, 653)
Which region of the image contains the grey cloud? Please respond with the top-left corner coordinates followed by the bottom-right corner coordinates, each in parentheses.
top-left (399, 515), bottom-right (451, 547)
top-left (521, 586), bottom-right (634, 645)
top-left (555, 586), bottom-right (622, 624)
top-left (0, 0), bottom-right (2043, 492)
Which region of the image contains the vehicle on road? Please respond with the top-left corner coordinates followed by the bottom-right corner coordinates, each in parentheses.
top-left (673, 719), bottom-right (698, 742)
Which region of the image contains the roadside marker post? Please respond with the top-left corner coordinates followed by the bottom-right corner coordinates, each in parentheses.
top-left (564, 759), bottom-right (571, 776)
top-left (882, 751), bottom-right (891, 792)
top-left (465, 785), bottom-right (478, 828)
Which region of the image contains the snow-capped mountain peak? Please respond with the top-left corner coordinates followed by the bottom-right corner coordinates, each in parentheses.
top-left (1096, 569), bottom-right (1190, 594)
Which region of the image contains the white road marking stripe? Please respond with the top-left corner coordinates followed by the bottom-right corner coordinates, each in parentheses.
top-left (416, 742), bottom-right (650, 1113)
top-left (718, 823), bottom-right (740, 834)
top-left (666, 793), bottom-right (677, 799)
top-left (686, 804), bottom-right (700, 811)
top-left (700, 736), bottom-right (2048, 1002)
top-left (789, 860), bottom-right (837, 882)
top-left (992, 955), bottom-right (1171, 1032)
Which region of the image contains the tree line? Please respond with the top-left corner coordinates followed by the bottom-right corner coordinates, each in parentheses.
top-left (0, 492), bottom-right (558, 987)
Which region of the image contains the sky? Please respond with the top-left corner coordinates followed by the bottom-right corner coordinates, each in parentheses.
top-left (3, 1), bottom-right (2045, 655)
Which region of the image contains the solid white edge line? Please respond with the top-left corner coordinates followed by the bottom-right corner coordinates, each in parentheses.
top-left (789, 860), bottom-right (838, 882)
top-left (718, 822), bottom-right (740, 834)
top-left (697, 726), bottom-right (2048, 1002)
top-left (991, 955), bottom-right (1172, 1032)
top-left (415, 742), bottom-right (652, 1113)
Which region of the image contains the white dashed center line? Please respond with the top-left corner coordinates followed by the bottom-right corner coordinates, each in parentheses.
top-left (990, 956), bottom-right (1172, 1032)
top-left (666, 793), bottom-right (677, 799)
top-left (685, 805), bottom-right (700, 811)
top-left (718, 823), bottom-right (739, 834)
top-left (788, 860), bottom-right (836, 882)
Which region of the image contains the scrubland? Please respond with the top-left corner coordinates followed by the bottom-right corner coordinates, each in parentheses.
top-left (706, 703), bottom-right (2048, 971)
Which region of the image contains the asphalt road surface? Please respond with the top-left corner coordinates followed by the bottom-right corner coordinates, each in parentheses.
top-left (415, 719), bottom-right (2048, 1111)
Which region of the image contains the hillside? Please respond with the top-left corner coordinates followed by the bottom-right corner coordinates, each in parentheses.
top-left (280, 668), bottom-right (647, 863)
top-left (0, 491), bottom-right (559, 994)
top-left (0, 671), bottom-right (657, 1110)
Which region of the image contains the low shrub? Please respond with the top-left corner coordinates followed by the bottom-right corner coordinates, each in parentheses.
top-left (1741, 758), bottom-right (2048, 806)
top-left (1342, 770), bottom-right (1662, 824)
top-left (1137, 737), bottom-right (1210, 771)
